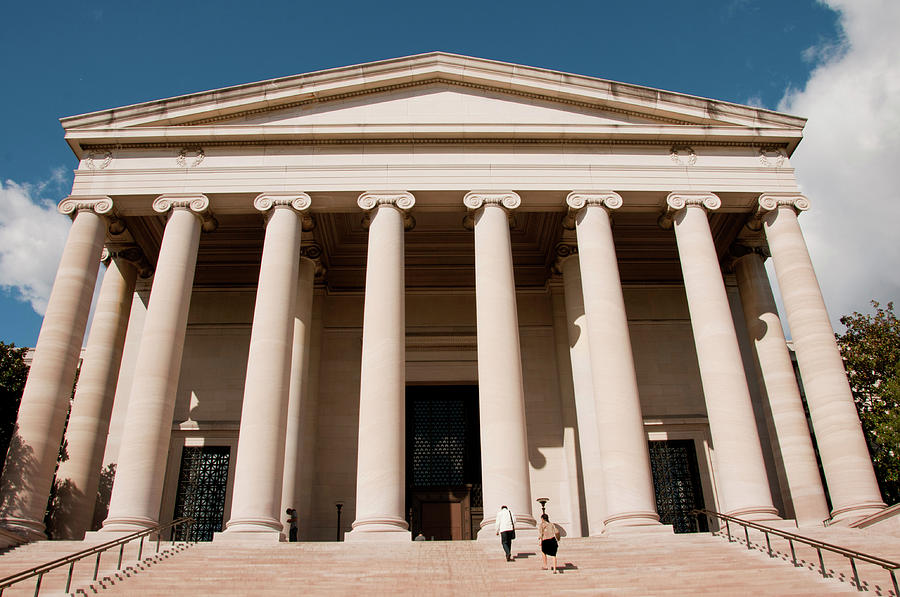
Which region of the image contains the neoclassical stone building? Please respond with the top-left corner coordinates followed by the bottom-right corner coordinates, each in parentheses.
top-left (0, 53), bottom-right (886, 546)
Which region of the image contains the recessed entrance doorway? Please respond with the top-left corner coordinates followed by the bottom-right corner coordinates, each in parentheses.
top-left (649, 439), bottom-right (708, 533)
top-left (406, 386), bottom-right (482, 540)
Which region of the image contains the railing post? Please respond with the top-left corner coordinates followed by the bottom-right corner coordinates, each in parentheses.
top-left (93, 552), bottom-right (101, 581)
top-left (117, 543), bottom-right (124, 570)
top-left (65, 561), bottom-right (75, 593)
top-left (744, 525), bottom-right (751, 550)
top-left (789, 539), bottom-right (798, 567)
top-left (889, 568), bottom-right (898, 596)
top-left (849, 557), bottom-right (862, 591)
top-left (817, 547), bottom-right (827, 578)
top-left (725, 520), bottom-right (732, 542)
top-left (32, 573), bottom-right (42, 597)
top-left (138, 536), bottom-right (144, 561)
top-left (156, 531), bottom-right (161, 554)
top-left (765, 531), bottom-right (772, 557)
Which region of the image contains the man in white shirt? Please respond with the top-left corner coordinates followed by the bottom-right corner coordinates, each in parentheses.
top-left (494, 505), bottom-right (516, 561)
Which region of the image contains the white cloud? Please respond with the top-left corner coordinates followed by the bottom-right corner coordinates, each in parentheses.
top-left (0, 179), bottom-right (72, 314)
top-left (778, 0), bottom-right (900, 326)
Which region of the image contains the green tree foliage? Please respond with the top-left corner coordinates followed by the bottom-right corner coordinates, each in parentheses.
top-left (836, 301), bottom-right (900, 505)
top-left (0, 342), bottom-right (29, 471)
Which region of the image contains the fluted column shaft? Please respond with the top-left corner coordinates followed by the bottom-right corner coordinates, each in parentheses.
top-left (665, 192), bottom-right (778, 520)
top-left (102, 195), bottom-right (212, 532)
top-left (758, 194), bottom-right (884, 521)
top-left (53, 253), bottom-right (138, 539)
top-left (0, 198), bottom-right (110, 540)
top-left (227, 195), bottom-right (309, 536)
top-left (558, 252), bottom-right (606, 535)
top-left (567, 193), bottom-right (660, 529)
top-left (347, 192), bottom-right (414, 541)
top-left (280, 256), bottom-right (316, 532)
top-left (733, 250), bottom-right (830, 526)
top-left (465, 192), bottom-right (535, 536)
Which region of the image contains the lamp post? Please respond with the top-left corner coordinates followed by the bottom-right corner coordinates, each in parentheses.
top-left (335, 501), bottom-right (344, 541)
top-left (537, 497), bottom-right (549, 516)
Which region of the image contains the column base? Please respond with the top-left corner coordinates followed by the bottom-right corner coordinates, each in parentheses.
top-left (602, 524), bottom-right (674, 537)
top-left (724, 506), bottom-right (782, 522)
top-left (345, 517), bottom-right (410, 542)
top-left (828, 501), bottom-right (888, 526)
top-left (603, 510), bottom-right (661, 529)
top-left (99, 515), bottom-right (157, 534)
top-left (0, 517), bottom-right (45, 545)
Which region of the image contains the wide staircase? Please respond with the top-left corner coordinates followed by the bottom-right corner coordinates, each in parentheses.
top-left (3, 526), bottom-right (899, 596)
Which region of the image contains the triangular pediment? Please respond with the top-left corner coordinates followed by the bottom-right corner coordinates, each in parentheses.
top-left (61, 53), bottom-right (806, 154)
top-left (206, 82), bottom-right (670, 127)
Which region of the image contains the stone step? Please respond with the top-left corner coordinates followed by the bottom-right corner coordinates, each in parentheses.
top-left (73, 534), bottom-right (861, 596)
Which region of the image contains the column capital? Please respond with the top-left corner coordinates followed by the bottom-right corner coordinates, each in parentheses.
top-left (357, 191), bottom-right (415, 211)
top-left (358, 192), bottom-right (415, 230)
top-left (551, 242), bottom-right (579, 275)
top-left (463, 191), bottom-right (521, 212)
top-left (564, 191), bottom-right (622, 229)
top-left (102, 245), bottom-right (154, 278)
top-left (153, 194), bottom-right (217, 232)
top-left (300, 243), bottom-right (327, 280)
top-left (58, 196), bottom-right (125, 234)
top-left (253, 192), bottom-right (312, 214)
top-left (659, 192), bottom-right (721, 229)
top-left (724, 242), bottom-right (770, 274)
top-left (746, 194), bottom-right (810, 231)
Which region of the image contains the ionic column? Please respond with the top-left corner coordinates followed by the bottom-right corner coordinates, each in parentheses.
top-left (756, 194), bottom-right (885, 521)
top-left (224, 193), bottom-right (310, 538)
top-left (732, 246), bottom-right (830, 526)
top-left (102, 195), bottom-right (215, 533)
top-left (52, 247), bottom-right (150, 539)
top-left (464, 191), bottom-right (536, 536)
top-left (280, 250), bottom-right (318, 535)
top-left (662, 192), bottom-right (778, 520)
top-left (567, 192), bottom-right (660, 530)
top-left (0, 197), bottom-right (112, 541)
top-left (553, 244), bottom-right (606, 535)
top-left (346, 192), bottom-right (415, 541)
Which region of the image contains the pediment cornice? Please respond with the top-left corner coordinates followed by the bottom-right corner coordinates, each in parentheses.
top-left (61, 52), bottom-right (807, 156)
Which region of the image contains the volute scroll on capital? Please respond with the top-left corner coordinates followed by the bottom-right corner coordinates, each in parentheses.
top-left (58, 195), bottom-right (127, 235)
top-left (745, 193), bottom-right (810, 230)
top-left (563, 191), bottom-right (623, 229)
top-left (551, 242), bottom-right (579, 275)
top-left (462, 191), bottom-right (521, 212)
top-left (658, 191), bottom-right (722, 229)
top-left (253, 192), bottom-right (312, 214)
top-left (357, 191), bottom-right (416, 231)
top-left (153, 193), bottom-right (218, 232)
top-left (101, 245), bottom-right (154, 278)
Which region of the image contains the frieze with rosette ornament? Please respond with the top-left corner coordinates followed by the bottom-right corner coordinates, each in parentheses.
top-left (658, 192), bottom-right (722, 229)
top-left (153, 193), bottom-right (218, 232)
top-left (358, 191), bottom-right (416, 230)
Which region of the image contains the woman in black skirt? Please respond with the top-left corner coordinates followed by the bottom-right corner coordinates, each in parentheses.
top-left (538, 513), bottom-right (561, 572)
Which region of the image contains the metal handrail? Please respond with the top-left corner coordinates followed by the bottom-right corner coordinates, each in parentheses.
top-left (693, 508), bottom-right (899, 594)
top-left (0, 517), bottom-right (194, 597)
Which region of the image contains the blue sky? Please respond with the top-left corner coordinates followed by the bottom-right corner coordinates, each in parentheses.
top-left (2, 1), bottom-right (898, 347)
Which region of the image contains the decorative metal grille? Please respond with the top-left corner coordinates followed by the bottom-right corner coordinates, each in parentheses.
top-left (173, 446), bottom-right (230, 541)
top-left (407, 390), bottom-right (482, 507)
top-left (412, 399), bottom-right (466, 487)
top-left (649, 440), bottom-right (707, 533)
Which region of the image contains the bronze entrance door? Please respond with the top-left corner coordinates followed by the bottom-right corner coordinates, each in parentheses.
top-left (406, 386), bottom-right (482, 540)
top-left (648, 439), bottom-right (708, 533)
